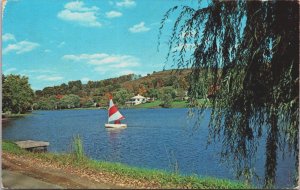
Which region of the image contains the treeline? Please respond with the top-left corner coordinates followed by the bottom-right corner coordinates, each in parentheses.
top-left (2, 70), bottom-right (195, 113)
top-left (34, 70), bottom-right (192, 110)
top-left (34, 74), bottom-right (139, 110)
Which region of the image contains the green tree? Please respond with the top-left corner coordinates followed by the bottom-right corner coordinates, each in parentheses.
top-left (3, 74), bottom-right (34, 113)
top-left (68, 80), bottom-right (82, 90)
top-left (42, 87), bottom-right (55, 97)
top-left (35, 98), bottom-right (53, 110)
top-left (159, 87), bottom-right (176, 108)
top-left (92, 88), bottom-right (104, 96)
top-left (176, 88), bottom-right (186, 101)
top-left (35, 90), bottom-right (43, 97)
top-left (67, 80), bottom-right (82, 95)
top-left (60, 83), bottom-right (68, 94)
top-left (48, 95), bottom-right (58, 109)
top-left (113, 89), bottom-right (132, 106)
top-left (160, 1), bottom-right (298, 187)
top-left (160, 93), bottom-right (172, 108)
top-left (80, 97), bottom-right (94, 108)
top-left (60, 94), bottom-right (80, 108)
top-left (159, 87), bottom-right (177, 99)
top-left (147, 88), bottom-right (159, 99)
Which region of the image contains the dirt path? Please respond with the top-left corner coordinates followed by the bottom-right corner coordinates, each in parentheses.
top-left (3, 170), bottom-right (63, 189)
top-left (2, 153), bottom-right (130, 189)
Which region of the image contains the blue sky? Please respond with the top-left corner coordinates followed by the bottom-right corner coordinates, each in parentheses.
top-left (2, 0), bottom-right (200, 90)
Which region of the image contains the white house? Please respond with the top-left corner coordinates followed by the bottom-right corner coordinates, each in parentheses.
top-left (126, 94), bottom-right (147, 106)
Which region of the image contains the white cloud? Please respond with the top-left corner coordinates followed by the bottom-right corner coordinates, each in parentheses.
top-left (64, 1), bottom-right (99, 12)
top-left (3, 40), bottom-right (39, 54)
top-left (116, 0), bottom-right (136, 8)
top-left (63, 53), bottom-right (140, 74)
top-left (57, 1), bottom-right (101, 27)
top-left (3, 67), bottom-right (17, 74)
top-left (105, 11), bottom-right (122, 18)
top-left (2, 33), bottom-right (16, 42)
top-left (129, 22), bottom-right (150, 33)
top-left (110, 61), bottom-right (138, 68)
top-left (63, 53), bottom-right (139, 66)
top-left (63, 53), bottom-right (108, 62)
top-left (36, 75), bottom-right (63, 81)
top-left (81, 77), bottom-right (90, 83)
top-left (90, 55), bottom-right (138, 65)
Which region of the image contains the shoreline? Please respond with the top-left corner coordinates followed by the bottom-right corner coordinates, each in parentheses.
top-left (2, 141), bottom-right (251, 189)
top-left (26, 99), bottom-right (212, 112)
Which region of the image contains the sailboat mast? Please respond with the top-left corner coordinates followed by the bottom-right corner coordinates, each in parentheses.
top-left (107, 99), bottom-right (110, 124)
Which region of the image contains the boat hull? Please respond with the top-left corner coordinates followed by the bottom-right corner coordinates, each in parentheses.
top-left (105, 124), bottom-right (127, 128)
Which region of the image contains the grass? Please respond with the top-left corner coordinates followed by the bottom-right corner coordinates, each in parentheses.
top-left (133, 100), bottom-right (188, 109)
top-left (171, 100), bottom-right (189, 108)
top-left (133, 100), bottom-right (162, 108)
top-left (72, 135), bottom-right (86, 162)
top-left (2, 113), bottom-right (31, 118)
top-left (2, 140), bottom-right (27, 154)
top-left (2, 140), bottom-right (252, 189)
top-left (132, 99), bottom-right (211, 109)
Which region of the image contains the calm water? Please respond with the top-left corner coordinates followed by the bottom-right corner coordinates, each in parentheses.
top-left (2, 109), bottom-right (296, 188)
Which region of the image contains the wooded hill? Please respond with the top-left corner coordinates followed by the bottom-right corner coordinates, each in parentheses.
top-left (34, 69), bottom-right (192, 110)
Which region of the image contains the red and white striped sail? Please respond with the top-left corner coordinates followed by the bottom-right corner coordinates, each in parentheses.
top-left (108, 99), bottom-right (125, 122)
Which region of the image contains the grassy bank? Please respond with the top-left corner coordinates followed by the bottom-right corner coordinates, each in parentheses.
top-left (2, 140), bottom-right (251, 189)
top-left (133, 100), bottom-right (163, 108)
top-left (29, 99), bottom-right (211, 111)
top-left (2, 113), bottom-right (31, 118)
top-left (132, 99), bottom-right (211, 109)
top-left (133, 100), bottom-right (189, 109)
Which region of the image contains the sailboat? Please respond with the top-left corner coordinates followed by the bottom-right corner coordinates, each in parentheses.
top-left (105, 98), bottom-right (127, 128)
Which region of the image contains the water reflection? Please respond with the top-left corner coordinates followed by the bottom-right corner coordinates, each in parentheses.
top-left (106, 128), bottom-right (123, 137)
top-left (106, 128), bottom-right (124, 162)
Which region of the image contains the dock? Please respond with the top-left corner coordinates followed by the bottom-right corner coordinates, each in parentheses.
top-left (15, 140), bottom-right (49, 152)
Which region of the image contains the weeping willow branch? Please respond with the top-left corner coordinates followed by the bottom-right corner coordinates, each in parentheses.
top-left (159, 0), bottom-right (299, 187)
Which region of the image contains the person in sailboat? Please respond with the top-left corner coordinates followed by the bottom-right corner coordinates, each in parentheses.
top-left (114, 120), bottom-right (121, 124)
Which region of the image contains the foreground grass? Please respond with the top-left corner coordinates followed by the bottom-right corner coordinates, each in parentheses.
top-left (3, 141), bottom-right (251, 189)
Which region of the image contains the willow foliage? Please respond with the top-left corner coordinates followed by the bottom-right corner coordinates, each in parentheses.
top-left (159, 0), bottom-right (299, 187)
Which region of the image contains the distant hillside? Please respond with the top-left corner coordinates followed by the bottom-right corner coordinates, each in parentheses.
top-left (122, 69), bottom-right (191, 92)
top-left (33, 69), bottom-right (192, 109)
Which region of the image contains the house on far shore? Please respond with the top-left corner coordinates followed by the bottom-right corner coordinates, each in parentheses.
top-left (125, 94), bottom-right (147, 106)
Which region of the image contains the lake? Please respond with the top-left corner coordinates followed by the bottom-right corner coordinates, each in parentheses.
top-left (2, 108), bottom-right (296, 188)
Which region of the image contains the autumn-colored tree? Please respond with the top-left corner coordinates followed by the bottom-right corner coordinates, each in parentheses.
top-left (138, 85), bottom-right (147, 95)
